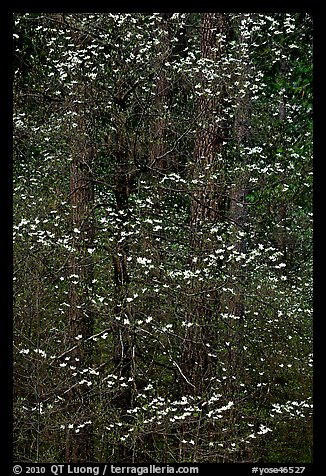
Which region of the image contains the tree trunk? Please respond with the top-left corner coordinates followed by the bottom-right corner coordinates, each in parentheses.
top-left (226, 14), bottom-right (253, 396)
top-left (65, 110), bottom-right (95, 463)
top-left (150, 13), bottom-right (172, 174)
top-left (109, 107), bottom-right (139, 460)
top-left (182, 13), bottom-right (230, 395)
top-left (274, 58), bottom-right (290, 264)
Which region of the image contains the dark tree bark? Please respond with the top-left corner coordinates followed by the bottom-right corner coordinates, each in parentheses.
top-left (65, 109), bottom-right (95, 463)
top-left (182, 13), bottom-right (231, 394)
top-left (109, 105), bottom-right (139, 460)
top-left (274, 58), bottom-right (291, 265)
top-left (225, 15), bottom-right (254, 400)
top-left (190, 13), bottom-right (228, 231)
top-left (149, 13), bottom-right (173, 173)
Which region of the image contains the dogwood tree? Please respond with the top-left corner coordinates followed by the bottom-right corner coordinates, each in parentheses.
top-left (13, 12), bottom-right (312, 463)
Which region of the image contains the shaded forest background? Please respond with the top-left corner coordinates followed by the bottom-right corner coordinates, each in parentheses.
top-left (13, 12), bottom-right (313, 463)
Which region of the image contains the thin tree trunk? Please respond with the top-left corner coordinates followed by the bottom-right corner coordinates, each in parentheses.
top-left (65, 109), bottom-right (95, 463)
top-left (110, 112), bottom-right (139, 460)
top-left (226, 15), bottom-right (253, 396)
top-left (274, 58), bottom-right (290, 264)
top-left (150, 13), bottom-right (172, 173)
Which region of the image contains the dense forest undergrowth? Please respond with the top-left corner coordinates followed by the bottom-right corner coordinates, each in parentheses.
top-left (13, 12), bottom-right (312, 463)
